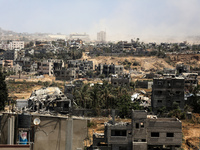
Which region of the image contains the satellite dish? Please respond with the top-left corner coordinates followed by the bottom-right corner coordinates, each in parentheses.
top-left (33, 118), bottom-right (41, 125)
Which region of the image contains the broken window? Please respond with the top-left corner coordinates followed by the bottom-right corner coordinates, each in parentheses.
top-left (111, 130), bottom-right (126, 136)
top-left (166, 133), bottom-right (174, 137)
top-left (151, 132), bottom-right (159, 137)
top-left (136, 123), bottom-right (139, 128)
top-left (157, 100), bottom-right (162, 103)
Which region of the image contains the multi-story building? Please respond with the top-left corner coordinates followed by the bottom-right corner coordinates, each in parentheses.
top-left (37, 60), bottom-right (54, 76)
top-left (97, 31), bottom-right (106, 43)
top-left (9, 41), bottom-right (24, 50)
top-left (151, 77), bottom-right (185, 114)
top-left (91, 110), bottom-right (182, 150)
top-left (96, 63), bottom-right (124, 77)
top-left (4, 50), bottom-right (18, 60)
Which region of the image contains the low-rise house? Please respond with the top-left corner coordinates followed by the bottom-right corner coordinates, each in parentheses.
top-left (91, 110), bottom-right (182, 150)
top-left (111, 74), bottom-right (131, 87)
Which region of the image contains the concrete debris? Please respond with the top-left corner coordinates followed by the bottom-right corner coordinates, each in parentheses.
top-left (27, 87), bottom-right (71, 114)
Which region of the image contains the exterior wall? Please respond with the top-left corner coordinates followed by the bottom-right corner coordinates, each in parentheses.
top-left (0, 145), bottom-right (30, 150)
top-left (132, 111), bottom-right (147, 142)
top-left (147, 119), bottom-right (182, 146)
top-left (132, 142), bottom-right (147, 150)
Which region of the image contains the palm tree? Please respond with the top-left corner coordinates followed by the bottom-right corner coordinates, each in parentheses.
top-left (89, 84), bottom-right (100, 108)
top-left (75, 84), bottom-right (90, 108)
top-left (101, 87), bottom-right (115, 109)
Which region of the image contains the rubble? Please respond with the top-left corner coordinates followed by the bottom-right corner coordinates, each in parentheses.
top-left (26, 87), bottom-right (71, 114)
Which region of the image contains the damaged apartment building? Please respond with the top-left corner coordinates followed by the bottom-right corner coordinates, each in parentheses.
top-left (111, 74), bottom-right (131, 87)
top-left (37, 59), bottom-right (64, 76)
top-left (91, 110), bottom-right (182, 150)
top-left (151, 77), bottom-right (185, 114)
top-left (54, 59), bottom-right (94, 80)
top-left (96, 63), bottom-right (124, 77)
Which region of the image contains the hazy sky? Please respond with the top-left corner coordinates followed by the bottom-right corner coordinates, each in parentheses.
top-left (0, 0), bottom-right (200, 41)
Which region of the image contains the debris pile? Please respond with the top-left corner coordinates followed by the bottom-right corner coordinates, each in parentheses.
top-left (27, 87), bottom-right (71, 114)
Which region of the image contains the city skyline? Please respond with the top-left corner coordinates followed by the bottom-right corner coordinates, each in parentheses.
top-left (0, 0), bottom-right (200, 42)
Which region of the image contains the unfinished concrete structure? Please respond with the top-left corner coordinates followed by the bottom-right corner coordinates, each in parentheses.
top-left (152, 77), bottom-right (185, 114)
top-left (91, 110), bottom-right (182, 150)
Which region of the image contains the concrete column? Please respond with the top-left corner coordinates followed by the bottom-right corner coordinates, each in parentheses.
top-left (65, 118), bottom-right (73, 150)
top-left (7, 116), bottom-right (15, 144)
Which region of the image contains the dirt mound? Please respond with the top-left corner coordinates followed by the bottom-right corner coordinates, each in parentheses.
top-left (81, 53), bottom-right (173, 72)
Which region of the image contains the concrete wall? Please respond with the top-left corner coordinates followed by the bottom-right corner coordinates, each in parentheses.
top-left (132, 142), bottom-right (147, 150)
top-left (33, 116), bottom-right (88, 150)
top-left (147, 119), bottom-right (182, 146)
top-left (0, 145), bottom-right (30, 150)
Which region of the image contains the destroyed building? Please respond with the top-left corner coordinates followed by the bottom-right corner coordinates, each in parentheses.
top-left (54, 68), bottom-right (77, 81)
top-left (96, 63), bottom-right (124, 77)
top-left (91, 110), bottom-right (182, 150)
top-left (182, 73), bottom-right (198, 89)
top-left (151, 77), bottom-right (185, 114)
top-left (27, 87), bottom-right (72, 114)
top-left (176, 63), bottom-right (190, 74)
top-left (163, 68), bottom-right (176, 76)
top-left (111, 74), bottom-right (131, 87)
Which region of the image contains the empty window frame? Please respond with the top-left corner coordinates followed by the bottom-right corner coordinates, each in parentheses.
top-left (166, 133), bottom-right (174, 137)
top-left (136, 123), bottom-right (139, 129)
top-left (151, 132), bottom-right (159, 137)
top-left (111, 130), bottom-right (126, 136)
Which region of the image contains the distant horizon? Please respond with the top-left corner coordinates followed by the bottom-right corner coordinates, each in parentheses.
top-left (1, 26), bottom-right (200, 44)
top-left (0, 0), bottom-right (200, 42)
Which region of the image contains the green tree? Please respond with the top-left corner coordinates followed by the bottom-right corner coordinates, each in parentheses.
top-left (75, 84), bottom-right (91, 108)
top-left (0, 71), bottom-right (8, 110)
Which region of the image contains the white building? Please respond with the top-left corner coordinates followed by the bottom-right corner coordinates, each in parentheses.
top-left (97, 31), bottom-right (106, 42)
top-left (69, 33), bottom-right (90, 42)
top-left (9, 41), bottom-right (24, 50)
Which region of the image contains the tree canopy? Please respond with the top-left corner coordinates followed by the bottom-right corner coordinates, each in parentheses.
top-left (0, 71), bottom-right (8, 110)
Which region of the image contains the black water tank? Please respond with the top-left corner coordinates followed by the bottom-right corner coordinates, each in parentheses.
top-left (18, 114), bottom-right (31, 128)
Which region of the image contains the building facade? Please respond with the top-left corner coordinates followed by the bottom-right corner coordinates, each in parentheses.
top-left (151, 77), bottom-right (185, 114)
top-left (92, 110), bottom-right (182, 150)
